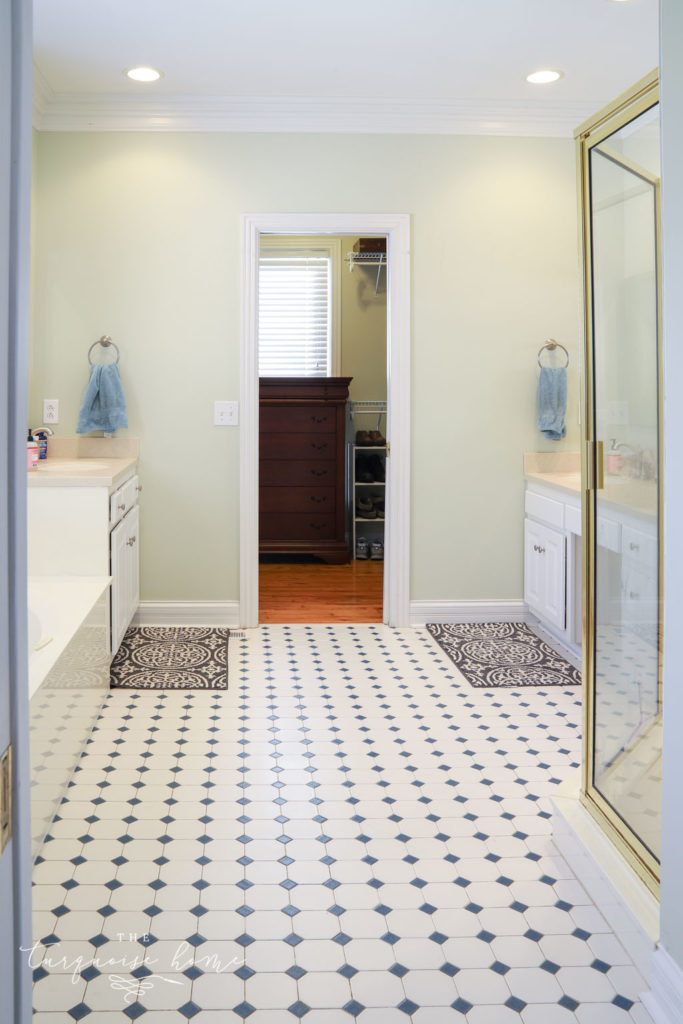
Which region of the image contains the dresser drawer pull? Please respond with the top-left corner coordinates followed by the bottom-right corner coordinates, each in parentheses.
top-left (311, 442), bottom-right (328, 451)
top-left (310, 496), bottom-right (328, 503)
top-left (310, 522), bottom-right (326, 530)
top-left (311, 469), bottom-right (328, 477)
top-left (311, 415), bottom-right (328, 424)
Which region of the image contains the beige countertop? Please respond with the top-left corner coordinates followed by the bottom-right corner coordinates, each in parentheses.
top-left (27, 456), bottom-right (138, 488)
top-left (525, 470), bottom-right (582, 495)
top-left (524, 454), bottom-right (657, 520)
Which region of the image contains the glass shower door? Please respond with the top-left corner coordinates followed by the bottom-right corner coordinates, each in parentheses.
top-left (582, 85), bottom-right (661, 889)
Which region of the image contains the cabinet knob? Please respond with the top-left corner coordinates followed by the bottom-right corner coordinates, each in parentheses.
top-left (118, 503), bottom-right (126, 512)
top-left (126, 535), bottom-right (136, 547)
top-left (629, 542), bottom-right (639, 551)
top-left (136, 484), bottom-right (143, 493)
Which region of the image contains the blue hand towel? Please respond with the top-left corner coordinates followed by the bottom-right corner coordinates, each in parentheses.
top-left (76, 363), bottom-right (128, 435)
top-left (537, 366), bottom-right (567, 440)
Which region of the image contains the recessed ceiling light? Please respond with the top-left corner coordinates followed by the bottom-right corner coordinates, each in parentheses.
top-left (526, 69), bottom-right (563, 85)
top-left (125, 66), bottom-right (162, 83)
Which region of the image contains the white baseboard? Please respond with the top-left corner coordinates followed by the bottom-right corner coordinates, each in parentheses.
top-left (642, 946), bottom-right (683, 1024)
top-left (134, 601), bottom-right (240, 626)
top-left (409, 599), bottom-right (526, 626)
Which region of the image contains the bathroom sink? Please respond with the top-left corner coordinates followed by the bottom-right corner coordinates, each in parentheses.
top-left (36, 460), bottom-right (110, 472)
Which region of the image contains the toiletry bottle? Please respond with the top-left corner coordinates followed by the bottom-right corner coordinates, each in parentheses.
top-left (606, 439), bottom-right (621, 475)
top-left (26, 430), bottom-right (38, 470)
top-left (32, 427), bottom-right (50, 459)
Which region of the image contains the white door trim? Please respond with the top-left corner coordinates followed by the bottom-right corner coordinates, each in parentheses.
top-left (240, 212), bottom-right (411, 627)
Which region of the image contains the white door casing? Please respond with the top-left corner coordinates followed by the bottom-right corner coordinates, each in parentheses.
top-left (240, 213), bottom-right (411, 627)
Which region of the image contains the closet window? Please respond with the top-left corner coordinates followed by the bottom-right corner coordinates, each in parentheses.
top-left (258, 241), bottom-right (341, 377)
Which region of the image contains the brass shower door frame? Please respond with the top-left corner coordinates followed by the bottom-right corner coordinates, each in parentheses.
top-left (576, 69), bottom-right (662, 897)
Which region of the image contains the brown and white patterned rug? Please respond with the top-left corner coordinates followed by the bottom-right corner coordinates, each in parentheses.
top-left (110, 626), bottom-right (230, 689)
top-left (426, 621), bottom-right (581, 688)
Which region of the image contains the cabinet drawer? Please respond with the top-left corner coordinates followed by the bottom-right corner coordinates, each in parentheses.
top-left (259, 486), bottom-right (335, 513)
top-left (261, 433), bottom-right (336, 460)
top-left (260, 406), bottom-right (337, 433)
top-left (260, 459), bottom-right (335, 486)
top-left (525, 490), bottom-right (565, 529)
top-left (110, 474), bottom-right (139, 527)
top-left (259, 512), bottom-right (336, 541)
top-left (621, 523), bottom-right (657, 567)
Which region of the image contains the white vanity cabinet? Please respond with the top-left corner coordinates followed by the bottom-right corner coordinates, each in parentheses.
top-left (27, 456), bottom-right (140, 657)
top-left (524, 479), bottom-right (582, 654)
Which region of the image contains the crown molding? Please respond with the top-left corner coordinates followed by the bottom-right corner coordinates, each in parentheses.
top-left (32, 90), bottom-right (593, 137)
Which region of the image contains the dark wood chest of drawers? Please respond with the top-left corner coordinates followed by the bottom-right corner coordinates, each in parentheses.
top-left (259, 377), bottom-right (352, 563)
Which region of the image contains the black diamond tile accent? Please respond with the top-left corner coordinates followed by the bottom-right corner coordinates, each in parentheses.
top-left (68, 1004), bottom-right (92, 1022)
top-left (505, 996), bottom-right (527, 1012)
top-left (288, 1001), bottom-right (311, 1019)
top-left (343, 1001), bottom-right (365, 1017)
top-left (559, 995), bottom-right (580, 1012)
top-left (397, 999), bottom-right (419, 1015)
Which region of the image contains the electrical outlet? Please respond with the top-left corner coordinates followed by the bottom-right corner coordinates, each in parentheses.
top-left (214, 401), bottom-right (238, 426)
top-left (43, 399), bottom-right (59, 424)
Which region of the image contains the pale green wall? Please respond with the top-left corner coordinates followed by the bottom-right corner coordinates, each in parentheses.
top-left (30, 131), bottom-right (580, 603)
top-left (260, 235), bottom-right (387, 404)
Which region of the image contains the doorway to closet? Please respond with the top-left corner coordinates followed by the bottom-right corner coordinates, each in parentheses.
top-left (257, 233), bottom-right (387, 623)
top-left (239, 213), bottom-right (411, 628)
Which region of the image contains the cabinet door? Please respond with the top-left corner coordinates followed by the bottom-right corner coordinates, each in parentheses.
top-left (542, 524), bottom-right (567, 630)
top-left (524, 519), bottom-right (546, 614)
top-left (110, 515), bottom-right (130, 656)
top-left (524, 518), bottom-right (566, 630)
top-left (110, 504), bottom-right (140, 656)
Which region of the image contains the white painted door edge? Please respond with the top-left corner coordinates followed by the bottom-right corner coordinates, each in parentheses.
top-left (641, 946), bottom-right (683, 1024)
top-left (240, 213), bottom-right (411, 627)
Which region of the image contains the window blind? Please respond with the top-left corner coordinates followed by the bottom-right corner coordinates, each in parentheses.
top-left (258, 255), bottom-right (332, 377)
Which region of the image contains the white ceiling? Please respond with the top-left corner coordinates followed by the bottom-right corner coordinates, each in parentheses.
top-left (33, 0), bottom-right (660, 135)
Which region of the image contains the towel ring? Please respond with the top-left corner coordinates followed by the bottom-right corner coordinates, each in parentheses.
top-left (537, 339), bottom-right (569, 369)
top-left (88, 335), bottom-right (120, 365)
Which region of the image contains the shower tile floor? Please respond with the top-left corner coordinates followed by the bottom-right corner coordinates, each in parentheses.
top-left (31, 625), bottom-right (655, 1023)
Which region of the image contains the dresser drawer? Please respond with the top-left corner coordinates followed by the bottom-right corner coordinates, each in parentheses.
top-left (259, 486), bottom-right (335, 513)
top-left (260, 406), bottom-right (337, 433)
top-left (260, 512), bottom-right (336, 541)
top-left (260, 459), bottom-right (335, 486)
top-left (261, 432), bottom-right (335, 460)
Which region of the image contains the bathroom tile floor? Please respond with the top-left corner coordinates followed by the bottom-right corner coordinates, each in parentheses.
top-left (31, 624), bottom-right (655, 1023)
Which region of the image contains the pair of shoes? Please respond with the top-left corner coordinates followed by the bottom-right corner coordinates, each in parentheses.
top-left (356, 497), bottom-right (376, 519)
top-left (370, 539), bottom-right (384, 560)
top-left (356, 453), bottom-right (385, 482)
top-left (356, 536), bottom-right (369, 559)
top-left (371, 496), bottom-right (385, 519)
top-left (356, 454), bottom-right (374, 482)
top-left (355, 430), bottom-right (386, 446)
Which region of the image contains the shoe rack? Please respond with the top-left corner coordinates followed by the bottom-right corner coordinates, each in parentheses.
top-left (347, 401), bottom-right (387, 561)
top-left (350, 442), bottom-right (386, 560)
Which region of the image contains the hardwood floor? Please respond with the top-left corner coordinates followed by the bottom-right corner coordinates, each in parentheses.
top-left (259, 559), bottom-right (384, 622)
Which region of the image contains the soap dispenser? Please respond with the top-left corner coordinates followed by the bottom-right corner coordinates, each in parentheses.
top-left (606, 439), bottom-right (621, 475)
top-left (26, 430), bottom-right (38, 470)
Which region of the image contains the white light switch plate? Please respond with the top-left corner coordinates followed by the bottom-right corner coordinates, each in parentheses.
top-left (214, 401), bottom-right (238, 426)
top-left (43, 399), bottom-right (59, 424)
